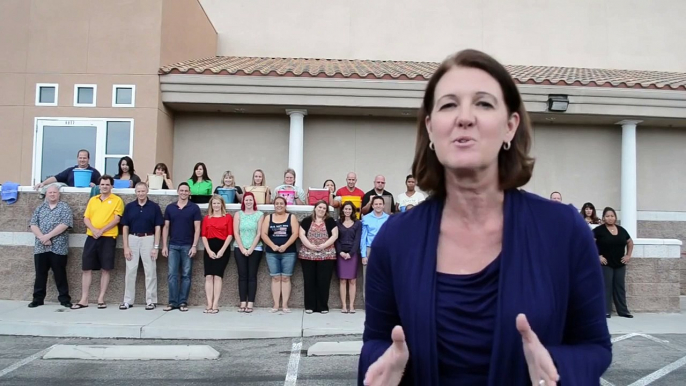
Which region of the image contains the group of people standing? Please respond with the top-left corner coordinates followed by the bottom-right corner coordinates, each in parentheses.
top-left (29, 151), bottom-right (426, 314)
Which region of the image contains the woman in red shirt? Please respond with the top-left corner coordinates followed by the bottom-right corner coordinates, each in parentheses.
top-left (201, 195), bottom-right (234, 313)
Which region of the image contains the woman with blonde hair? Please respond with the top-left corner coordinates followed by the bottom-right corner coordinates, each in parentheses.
top-left (244, 169), bottom-right (272, 205)
top-left (201, 195), bottom-right (233, 313)
top-left (359, 49), bottom-right (610, 385)
top-left (214, 170), bottom-right (244, 204)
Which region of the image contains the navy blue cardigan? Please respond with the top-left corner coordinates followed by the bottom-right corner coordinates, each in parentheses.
top-left (358, 189), bottom-right (612, 385)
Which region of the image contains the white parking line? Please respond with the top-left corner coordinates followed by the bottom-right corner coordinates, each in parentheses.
top-left (600, 378), bottom-right (616, 386)
top-left (628, 354), bottom-right (686, 386)
top-left (0, 345), bottom-right (55, 378)
top-left (284, 338), bottom-right (303, 386)
top-left (612, 333), bottom-right (638, 343)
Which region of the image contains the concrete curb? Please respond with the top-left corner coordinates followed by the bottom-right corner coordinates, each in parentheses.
top-left (307, 341), bottom-right (363, 356)
top-left (43, 345), bottom-right (221, 360)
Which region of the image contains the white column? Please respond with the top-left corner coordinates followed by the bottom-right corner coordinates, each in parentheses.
top-left (286, 109), bottom-right (307, 189)
top-left (617, 120), bottom-right (642, 238)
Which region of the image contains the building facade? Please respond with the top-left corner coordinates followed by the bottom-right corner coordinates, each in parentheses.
top-left (1, 0), bottom-right (685, 298)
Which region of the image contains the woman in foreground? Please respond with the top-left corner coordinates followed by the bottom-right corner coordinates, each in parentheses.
top-left (358, 49), bottom-right (611, 385)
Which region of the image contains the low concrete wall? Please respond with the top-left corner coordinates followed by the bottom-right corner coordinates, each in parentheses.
top-left (0, 188), bottom-right (361, 309)
top-left (0, 188), bottom-right (683, 312)
top-left (638, 221), bottom-right (686, 295)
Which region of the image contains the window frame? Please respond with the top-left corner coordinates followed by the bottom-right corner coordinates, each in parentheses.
top-left (73, 84), bottom-right (97, 107)
top-left (112, 84), bottom-right (136, 107)
top-left (32, 117), bottom-right (135, 185)
top-left (35, 83), bottom-right (59, 106)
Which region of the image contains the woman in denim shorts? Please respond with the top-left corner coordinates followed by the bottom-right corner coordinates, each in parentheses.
top-left (261, 196), bottom-right (300, 313)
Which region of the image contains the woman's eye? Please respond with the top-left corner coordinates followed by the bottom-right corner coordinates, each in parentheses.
top-left (438, 102), bottom-right (456, 110)
top-left (476, 101), bottom-right (493, 108)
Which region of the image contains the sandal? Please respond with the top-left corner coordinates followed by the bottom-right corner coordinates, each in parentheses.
top-left (238, 307), bottom-right (245, 313)
top-left (342, 308), bottom-right (349, 314)
top-left (119, 303), bottom-right (132, 310)
top-left (163, 304), bottom-right (176, 312)
top-left (203, 308), bottom-right (210, 314)
top-left (210, 309), bottom-right (219, 314)
top-left (179, 303), bottom-right (189, 312)
top-left (71, 303), bottom-right (88, 310)
top-left (269, 308), bottom-right (279, 313)
top-left (245, 308), bottom-right (253, 313)
top-left (282, 308), bottom-right (292, 313)
top-left (97, 303), bottom-right (107, 309)
top-left (349, 309), bottom-right (356, 314)
top-left (145, 303), bottom-right (155, 310)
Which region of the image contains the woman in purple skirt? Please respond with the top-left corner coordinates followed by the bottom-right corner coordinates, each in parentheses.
top-left (335, 201), bottom-right (362, 313)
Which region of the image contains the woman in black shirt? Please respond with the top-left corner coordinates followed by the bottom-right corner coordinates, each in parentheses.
top-left (593, 207), bottom-right (634, 319)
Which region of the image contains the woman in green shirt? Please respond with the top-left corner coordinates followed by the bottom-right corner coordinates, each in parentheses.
top-left (233, 192), bottom-right (265, 313)
top-left (187, 162), bottom-right (213, 196)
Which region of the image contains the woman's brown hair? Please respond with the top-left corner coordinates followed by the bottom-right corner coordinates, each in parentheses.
top-left (310, 200), bottom-right (330, 222)
top-left (412, 49), bottom-right (535, 198)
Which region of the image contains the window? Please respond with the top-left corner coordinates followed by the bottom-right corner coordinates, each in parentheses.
top-left (35, 83), bottom-right (58, 106)
top-left (32, 118), bottom-right (134, 185)
top-left (73, 84), bottom-right (97, 107)
top-left (112, 85), bottom-right (135, 107)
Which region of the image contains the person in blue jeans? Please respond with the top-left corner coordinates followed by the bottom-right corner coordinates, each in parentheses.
top-left (261, 196), bottom-right (300, 314)
top-left (162, 183), bottom-right (202, 312)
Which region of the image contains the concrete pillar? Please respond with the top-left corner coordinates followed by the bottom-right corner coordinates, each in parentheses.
top-left (617, 120), bottom-right (642, 238)
top-left (286, 110), bottom-right (307, 188)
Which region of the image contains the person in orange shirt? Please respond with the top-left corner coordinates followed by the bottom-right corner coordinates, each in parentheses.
top-left (72, 175), bottom-right (125, 310)
top-left (201, 195), bottom-right (234, 313)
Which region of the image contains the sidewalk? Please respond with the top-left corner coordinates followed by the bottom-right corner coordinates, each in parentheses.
top-left (2, 299), bottom-right (686, 340)
top-left (0, 300), bottom-right (364, 340)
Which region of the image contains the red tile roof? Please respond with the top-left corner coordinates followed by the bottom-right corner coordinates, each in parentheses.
top-left (160, 56), bottom-right (686, 91)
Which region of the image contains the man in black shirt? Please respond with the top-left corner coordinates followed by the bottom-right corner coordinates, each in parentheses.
top-left (361, 175), bottom-right (396, 215)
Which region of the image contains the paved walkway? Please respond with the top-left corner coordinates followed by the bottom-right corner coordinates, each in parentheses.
top-left (1, 300), bottom-right (685, 340)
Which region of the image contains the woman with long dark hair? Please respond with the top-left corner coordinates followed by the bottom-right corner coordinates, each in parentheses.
top-left (594, 207), bottom-right (634, 319)
top-left (581, 202), bottom-right (602, 228)
top-left (187, 162), bottom-right (212, 196)
top-left (335, 201), bottom-right (361, 313)
top-left (114, 156), bottom-right (141, 188)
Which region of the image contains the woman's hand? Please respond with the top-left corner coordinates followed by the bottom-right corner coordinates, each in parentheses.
top-left (621, 255), bottom-right (631, 264)
top-left (363, 326), bottom-right (409, 386)
top-left (217, 249), bottom-right (225, 259)
top-left (600, 255), bottom-right (607, 265)
top-left (516, 314), bottom-right (559, 386)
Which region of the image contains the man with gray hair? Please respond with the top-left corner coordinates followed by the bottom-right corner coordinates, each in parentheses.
top-left (28, 184), bottom-right (74, 308)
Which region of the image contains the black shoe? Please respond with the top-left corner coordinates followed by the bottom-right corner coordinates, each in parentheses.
top-left (28, 301), bottom-right (43, 308)
top-left (619, 313), bottom-right (634, 318)
top-left (61, 302), bottom-right (73, 308)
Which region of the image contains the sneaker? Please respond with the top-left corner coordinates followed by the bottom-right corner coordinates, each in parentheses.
top-left (61, 302), bottom-right (73, 308)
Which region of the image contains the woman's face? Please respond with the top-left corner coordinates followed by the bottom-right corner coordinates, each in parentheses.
top-left (224, 175), bottom-right (233, 186)
top-left (342, 205), bottom-right (353, 218)
top-left (155, 167), bottom-right (165, 176)
top-left (284, 172), bottom-right (295, 185)
top-left (195, 165), bottom-right (204, 177)
top-left (426, 66), bottom-right (518, 175)
top-left (211, 198), bottom-right (223, 213)
top-left (120, 160), bottom-right (129, 173)
top-left (253, 171), bottom-right (263, 185)
top-left (315, 203), bottom-right (327, 218)
top-left (585, 207), bottom-right (593, 217)
top-left (604, 211), bottom-right (616, 225)
top-left (274, 199), bottom-right (286, 213)
top-left (244, 195), bottom-right (254, 210)
top-left (372, 199), bottom-right (385, 213)
top-left (324, 180), bottom-right (335, 192)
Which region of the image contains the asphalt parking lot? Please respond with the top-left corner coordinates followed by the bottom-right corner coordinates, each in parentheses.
top-left (1, 333), bottom-right (685, 385)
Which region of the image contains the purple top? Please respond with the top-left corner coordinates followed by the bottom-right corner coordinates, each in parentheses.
top-left (335, 220), bottom-right (362, 256)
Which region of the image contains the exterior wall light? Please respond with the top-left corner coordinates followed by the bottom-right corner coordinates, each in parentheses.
top-left (547, 95), bottom-right (569, 112)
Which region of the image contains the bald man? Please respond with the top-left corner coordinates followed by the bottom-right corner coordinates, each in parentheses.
top-left (335, 172), bottom-right (365, 211)
top-left (361, 175), bottom-right (396, 215)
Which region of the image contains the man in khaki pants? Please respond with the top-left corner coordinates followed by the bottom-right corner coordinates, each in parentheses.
top-left (120, 183), bottom-right (164, 310)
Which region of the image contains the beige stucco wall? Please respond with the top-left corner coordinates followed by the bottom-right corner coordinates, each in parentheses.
top-left (637, 127), bottom-right (686, 212)
top-left (200, 0), bottom-right (686, 72)
top-left (173, 114), bottom-right (290, 187)
top-left (0, 0), bottom-right (217, 185)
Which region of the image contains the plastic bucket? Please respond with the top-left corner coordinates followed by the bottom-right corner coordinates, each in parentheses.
top-left (308, 188), bottom-right (330, 205)
top-left (148, 174), bottom-right (163, 189)
top-left (113, 179), bottom-right (130, 189)
top-left (73, 169), bottom-right (93, 188)
top-left (277, 190), bottom-right (296, 205)
top-left (341, 195), bottom-right (362, 210)
top-left (217, 188), bottom-right (236, 204)
top-left (245, 186), bottom-right (268, 204)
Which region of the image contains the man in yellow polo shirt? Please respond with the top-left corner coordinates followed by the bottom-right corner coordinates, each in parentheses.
top-left (72, 175), bottom-right (125, 310)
